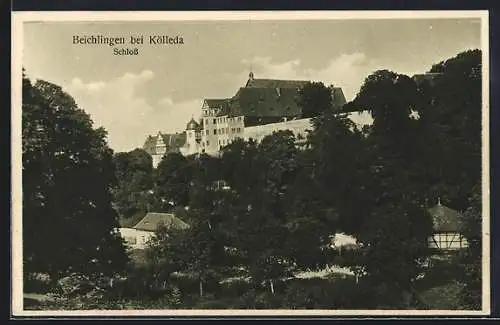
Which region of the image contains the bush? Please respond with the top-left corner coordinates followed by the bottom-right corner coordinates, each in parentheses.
top-left (419, 281), bottom-right (466, 310)
top-left (219, 279), bottom-right (252, 298)
top-left (24, 273), bottom-right (52, 293)
top-left (231, 290), bottom-right (282, 309)
top-left (230, 278), bottom-right (369, 309)
top-left (282, 277), bottom-right (365, 309)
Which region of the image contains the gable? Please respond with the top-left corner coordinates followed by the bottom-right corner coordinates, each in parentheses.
top-left (143, 132), bottom-right (187, 155)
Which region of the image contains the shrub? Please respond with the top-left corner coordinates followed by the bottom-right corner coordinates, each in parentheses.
top-left (24, 273), bottom-right (52, 293)
top-left (219, 279), bottom-right (252, 298)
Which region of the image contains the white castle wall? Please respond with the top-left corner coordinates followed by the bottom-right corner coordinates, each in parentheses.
top-left (243, 111), bottom-right (374, 144)
top-left (150, 111), bottom-right (374, 168)
top-left (244, 118), bottom-right (312, 143)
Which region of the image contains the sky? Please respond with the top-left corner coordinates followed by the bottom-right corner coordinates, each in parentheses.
top-left (22, 18), bottom-right (482, 152)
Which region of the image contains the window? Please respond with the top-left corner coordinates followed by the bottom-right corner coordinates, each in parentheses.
top-left (213, 119), bottom-right (216, 124)
top-left (213, 129), bottom-right (217, 135)
top-left (226, 127), bottom-right (229, 133)
top-left (206, 130), bottom-right (209, 135)
top-left (206, 140), bottom-right (210, 146)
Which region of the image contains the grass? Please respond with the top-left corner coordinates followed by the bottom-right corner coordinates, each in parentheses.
top-left (418, 281), bottom-right (466, 310)
top-left (23, 255), bottom-right (468, 311)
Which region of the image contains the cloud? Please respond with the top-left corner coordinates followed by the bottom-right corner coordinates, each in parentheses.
top-left (156, 98), bottom-right (203, 132)
top-left (60, 53), bottom-right (401, 152)
top-left (241, 53), bottom-right (378, 101)
top-left (65, 69), bottom-right (197, 152)
top-left (158, 96), bottom-right (174, 106)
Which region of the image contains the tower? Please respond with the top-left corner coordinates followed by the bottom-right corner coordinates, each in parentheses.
top-left (186, 116), bottom-right (200, 154)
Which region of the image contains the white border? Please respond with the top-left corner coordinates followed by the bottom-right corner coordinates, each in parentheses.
top-left (11, 10), bottom-right (491, 317)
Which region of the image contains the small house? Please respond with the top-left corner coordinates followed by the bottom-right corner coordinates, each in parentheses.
top-left (427, 198), bottom-right (468, 251)
top-left (118, 212), bottom-right (190, 250)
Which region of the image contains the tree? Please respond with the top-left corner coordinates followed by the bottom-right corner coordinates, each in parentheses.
top-left (419, 49), bottom-right (482, 210)
top-left (112, 148), bottom-right (154, 225)
top-left (297, 82), bottom-right (335, 118)
top-left (147, 154), bottom-right (230, 297)
top-left (154, 152), bottom-right (192, 209)
top-left (22, 75), bottom-right (128, 284)
top-left (341, 70), bottom-right (434, 306)
top-left (458, 182), bottom-right (482, 310)
top-left (226, 131), bottom-right (302, 293)
top-left (307, 109), bottom-right (369, 235)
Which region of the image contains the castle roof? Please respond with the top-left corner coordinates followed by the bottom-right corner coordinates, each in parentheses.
top-left (228, 86), bottom-right (302, 117)
top-left (133, 212), bottom-right (190, 232)
top-left (205, 99), bottom-right (231, 109)
top-left (331, 87), bottom-right (347, 109)
top-left (223, 76), bottom-right (347, 118)
top-left (143, 132), bottom-right (186, 155)
top-left (245, 78), bottom-right (309, 89)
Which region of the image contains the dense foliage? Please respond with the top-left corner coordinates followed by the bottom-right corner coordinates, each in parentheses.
top-left (22, 72), bottom-right (129, 285)
top-left (22, 49), bottom-right (483, 310)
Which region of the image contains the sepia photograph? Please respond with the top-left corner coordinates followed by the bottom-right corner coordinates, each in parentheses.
top-left (11, 11), bottom-right (490, 316)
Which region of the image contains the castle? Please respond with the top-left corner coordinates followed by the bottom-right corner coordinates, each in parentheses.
top-left (144, 72), bottom-right (372, 167)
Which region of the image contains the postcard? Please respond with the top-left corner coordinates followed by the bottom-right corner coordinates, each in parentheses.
top-left (11, 10), bottom-right (490, 317)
